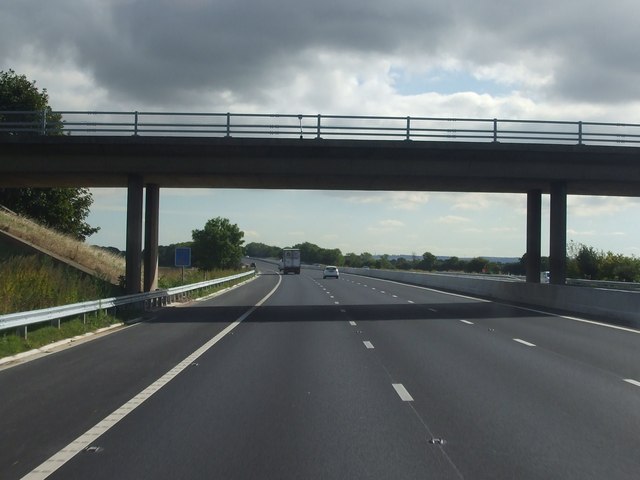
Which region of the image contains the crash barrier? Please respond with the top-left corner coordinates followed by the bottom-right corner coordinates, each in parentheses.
top-left (340, 268), bottom-right (640, 328)
top-left (0, 270), bottom-right (255, 337)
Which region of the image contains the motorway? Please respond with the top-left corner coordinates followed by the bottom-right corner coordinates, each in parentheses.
top-left (1, 259), bottom-right (639, 479)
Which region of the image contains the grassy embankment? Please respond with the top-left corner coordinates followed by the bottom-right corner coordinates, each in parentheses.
top-left (0, 209), bottom-right (251, 359)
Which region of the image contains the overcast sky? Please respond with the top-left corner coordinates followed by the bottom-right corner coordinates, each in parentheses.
top-left (3, 1), bottom-right (640, 257)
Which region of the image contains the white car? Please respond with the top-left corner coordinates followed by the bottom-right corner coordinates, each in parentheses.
top-left (323, 266), bottom-right (339, 279)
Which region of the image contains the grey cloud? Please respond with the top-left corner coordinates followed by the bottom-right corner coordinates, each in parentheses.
top-left (2, 0), bottom-right (640, 107)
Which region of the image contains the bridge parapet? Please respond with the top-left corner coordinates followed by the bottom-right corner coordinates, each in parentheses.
top-left (3, 110), bottom-right (640, 146)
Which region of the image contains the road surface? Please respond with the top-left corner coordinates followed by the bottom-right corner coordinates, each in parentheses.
top-left (1, 260), bottom-right (639, 479)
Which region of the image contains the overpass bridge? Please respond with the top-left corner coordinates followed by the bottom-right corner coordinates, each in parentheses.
top-left (2, 111), bottom-right (640, 293)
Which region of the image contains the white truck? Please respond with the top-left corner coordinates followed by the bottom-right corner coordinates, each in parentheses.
top-left (281, 248), bottom-right (301, 274)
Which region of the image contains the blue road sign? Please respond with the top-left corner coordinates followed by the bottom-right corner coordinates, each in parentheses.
top-left (175, 247), bottom-right (192, 267)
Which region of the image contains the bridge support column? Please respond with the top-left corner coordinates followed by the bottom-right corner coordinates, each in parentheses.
top-left (144, 184), bottom-right (160, 292)
top-left (125, 175), bottom-right (144, 294)
top-left (526, 190), bottom-right (542, 283)
top-left (550, 182), bottom-right (567, 285)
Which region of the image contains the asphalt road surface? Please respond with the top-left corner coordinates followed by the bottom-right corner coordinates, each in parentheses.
top-left (1, 260), bottom-right (639, 479)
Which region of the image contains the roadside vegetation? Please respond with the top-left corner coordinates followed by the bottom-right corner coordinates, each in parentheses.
top-left (246, 240), bottom-right (640, 281)
top-left (0, 255), bottom-right (121, 315)
top-left (0, 311), bottom-right (118, 358)
top-left (0, 208), bottom-right (125, 284)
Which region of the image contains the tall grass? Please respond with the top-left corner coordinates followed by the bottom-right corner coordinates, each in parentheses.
top-left (0, 255), bottom-right (121, 315)
top-left (0, 209), bottom-right (125, 284)
top-left (157, 267), bottom-right (246, 288)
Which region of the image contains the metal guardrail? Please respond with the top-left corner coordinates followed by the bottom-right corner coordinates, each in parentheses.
top-left (0, 270), bottom-right (255, 335)
top-left (2, 110), bottom-right (640, 146)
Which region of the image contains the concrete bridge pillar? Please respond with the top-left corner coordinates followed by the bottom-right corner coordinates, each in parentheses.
top-left (526, 190), bottom-right (542, 283)
top-left (550, 182), bottom-right (568, 285)
top-left (125, 175), bottom-right (144, 294)
top-left (144, 184), bottom-right (160, 292)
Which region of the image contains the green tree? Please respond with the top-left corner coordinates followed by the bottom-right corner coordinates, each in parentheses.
top-left (0, 69), bottom-right (99, 240)
top-left (0, 187), bottom-right (99, 241)
top-left (191, 217), bottom-right (244, 270)
top-left (465, 257), bottom-right (489, 273)
top-left (0, 69), bottom-right (62, 135)
top-left (245, 242), bottom-right (281, 258)
top-left (418, 251), bottom-right (437, 271)
top-left (575, 244), bottom-right (601, 279)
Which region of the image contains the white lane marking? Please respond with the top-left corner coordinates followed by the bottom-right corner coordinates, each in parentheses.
top-left (407, 300), bottom-right (415, 304)
top-left (341, 274), bottom-right (491, 303)
top-left (510, 305), bottom-right (640, 335)
top-left (340, 309), bottom-right (346, 313)
top-left (392, 383), bottom-right (414, 402)
top-left (363, 341), bottom-right (375, 349)
top-left (334, 301), bottom-right (340, 305)
top-left (329, 295), bottom-right (334, 299)
top-left (624, 379), bottom-right (640, 387)
top-left (513, 338), bottom-right (536, 347)
top-left (23, 275), bottom-right (283, 480)
top-left (429, 308), bottom-right (437, 312)
top-left (460, 320), bottom-right (474, 325)
top-left (341, 271), bottom-right (640, 335)
top-left (380, 290), bottom-right (386, 294)
top-left (371, 287), bottom-right (376, 290)
top-left (392, 295), bottom-right (398, 298)
top-left (349, 321), bottom-right (357, 326)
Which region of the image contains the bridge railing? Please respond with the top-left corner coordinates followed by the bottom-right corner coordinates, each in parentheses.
top-left (2, 110), bottom-right (640, 145)
top-left (0, 270), bottom-right (255, 338)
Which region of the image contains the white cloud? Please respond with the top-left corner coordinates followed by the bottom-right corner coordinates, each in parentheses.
top-left (379, 219), bottom-right (405, 228)
top-left (437, 215), bottom-right (470, 224)
top-left (568, 196), bottom-right (640, 217)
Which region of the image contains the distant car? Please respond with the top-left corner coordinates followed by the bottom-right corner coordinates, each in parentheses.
top-left (323, 266), bottom-right (339, 279)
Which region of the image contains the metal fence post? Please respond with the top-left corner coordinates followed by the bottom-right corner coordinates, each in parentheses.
top-left (40, 109), bottom-right (47, 135)
top-left (578, 121), bottom-right (583, 145)
top-left (133, 111), bottom-right (139, 136)
top-left (493, 118), bottom-right (498, 142)
top-left (226, 112), bottom-right (231, 137)
top-left (316, 114), bottom-right (321, 139)
top-left (406, 116), bottom-right (411, 141)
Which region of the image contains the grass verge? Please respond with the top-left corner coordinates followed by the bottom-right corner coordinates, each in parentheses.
top-left (0, 270), bottom-right (255, 361)
top-left (0, 311), bottom-right (121, 359)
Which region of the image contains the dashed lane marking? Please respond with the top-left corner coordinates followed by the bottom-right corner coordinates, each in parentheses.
top-left (460, 320), bottom-right (474, 325)
top-left (363, 341), bottom-right (375, 349)
top-left (513, 338), bottom-right (536, 347)
top-left (392, 383), bottom-right (414, 402)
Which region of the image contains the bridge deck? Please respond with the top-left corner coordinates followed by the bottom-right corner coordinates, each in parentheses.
top-left (1, 136), bottom-right (639, 195)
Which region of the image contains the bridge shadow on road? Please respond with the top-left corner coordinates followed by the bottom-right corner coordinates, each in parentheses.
top-left (148, 301), bottom-right (546, 324)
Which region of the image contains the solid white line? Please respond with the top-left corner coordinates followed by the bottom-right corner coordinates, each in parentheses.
top-left (407, 300), bottom-right (415, 304)
top-left (363, 341), bottom-right (374, 349)
top-left (392, 383), bottom-right (414, 402)
top-left (392, 295), bottom-right (398, 298)
top-left (513, 338), bottom-right (536, 347)
top-left (23, 275), bottom-right (283, 480)
top-left (624, 379), bottom-right (640, 387)
top-left (349, 321), bottom-right (357, 326)
top-left (460, 320), bottom-right (474, 325)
